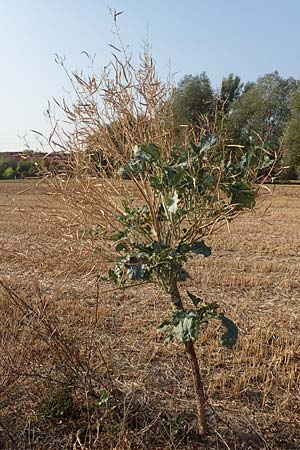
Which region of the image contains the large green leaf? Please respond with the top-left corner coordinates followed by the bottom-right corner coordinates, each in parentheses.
top-left (164, 166), bottom-right (185, 190)
top-left (172, 311), bottom-right (199, 342)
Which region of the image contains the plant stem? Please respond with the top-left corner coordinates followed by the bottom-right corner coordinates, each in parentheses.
top-left (184, 340), bottom-right (208, 436)
top-left (170, 281), bottom-right (184, 310)
top-left (170, 282), bottom-right (208, 436)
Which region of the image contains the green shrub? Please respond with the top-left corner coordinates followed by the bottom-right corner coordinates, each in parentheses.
top-left (2, 166), bottom-right (15, 179)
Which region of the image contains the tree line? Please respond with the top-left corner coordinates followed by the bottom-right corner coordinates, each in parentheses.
top-left (172, 71), bottom-right (300, 179)
top-left (0, 153), bottom-right (39, 179)
top-left (0, 152), bottom-right (66, 179)
top-left (1, 70), bottom-right (299, 181)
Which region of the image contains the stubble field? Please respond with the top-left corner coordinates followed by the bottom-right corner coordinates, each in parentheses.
top-left (0, 180), bottom-right (299, 449)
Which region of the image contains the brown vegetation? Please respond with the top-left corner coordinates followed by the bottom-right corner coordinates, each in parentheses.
top-left (0, 180), bottom-right (299, 449)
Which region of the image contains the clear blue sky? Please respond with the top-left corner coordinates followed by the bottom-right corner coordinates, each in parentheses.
top-left (1, 0), bottom-right (300, 152)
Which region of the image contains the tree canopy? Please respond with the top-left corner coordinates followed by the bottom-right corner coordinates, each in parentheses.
top-left (171, 70), bottom-right (300, 179)
top-left (225, 72), bottom-right (298, 153)
top-left (219, 73), bottom-right (243, 114)
top-left (282, 86), bottom-right (300, 178)
top-left (172, 73), bottom-right (214, 127)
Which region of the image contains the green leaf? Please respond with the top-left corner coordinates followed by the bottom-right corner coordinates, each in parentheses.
top-left (134, 144), bottom-right (159, 162)
top-left (230, 181), bottom-right (255, 209)
top-left (197, 302), bottom-right (219, 321)
top-left (260, 155), bottom-right (273, 170)
top-left (149, 175), bottom-right (164, 193)
top-left (118, 158), bottom-right (145, 177)
top-left (193, 134), bottom-right (217, 154)
top-left (112, 231), bottom-right (126, 241)
top-left (190, 241), bottom-right (211, 257)
top-left (157, 320), bottom-right (171, 331)
top-left (115, 242), bottom-right (127, 252)
top-left (126, 256), bottom-right (150, 281)
top-left (164, 335), bottom-right (174, 344)
top-left (165, 191), bottom-right (179, 214)
top-left (164, 166), bottom-right (185, 189)
top-left (218, 313), bottom-right (238, 348)
top-left (102, 269), bottom-right (119, 283)
top-left (172, 311), bottom-right (199, 342)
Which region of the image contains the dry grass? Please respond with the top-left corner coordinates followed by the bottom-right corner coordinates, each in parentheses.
top-left (0, 180), bottom-right (299, 449)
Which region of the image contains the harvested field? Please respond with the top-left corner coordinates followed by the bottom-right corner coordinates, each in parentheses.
top-left (0, 180), bottom-right (299, 449)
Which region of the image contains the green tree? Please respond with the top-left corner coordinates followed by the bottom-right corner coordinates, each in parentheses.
top-left (282, 86), bottom-right (300, 179)
top-left (226, 72), bottom-right (298, 152)
top-left (17, 159), bottom-right (38, 177)
top-left (172, 73), bottom-right (214, 127)
top-left (219, 73), bottom-right (243, 114)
